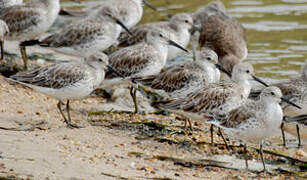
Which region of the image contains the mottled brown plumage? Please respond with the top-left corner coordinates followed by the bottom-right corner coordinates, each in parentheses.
top-left (152, 63), bottom-right (256, 122)
top-left (133, 48), bottom-right (220, 98)
top-left (11, 63), bottom-right (86, 89)
top-left (192, 1), bottom-right (247, 73)
top-left (106, 45), bottom-right (161, 79)
top-left (40, 19), bottom-right (106, 48)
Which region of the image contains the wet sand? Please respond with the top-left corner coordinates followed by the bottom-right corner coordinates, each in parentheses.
top-left (0, 71), bottom-right (306, 179)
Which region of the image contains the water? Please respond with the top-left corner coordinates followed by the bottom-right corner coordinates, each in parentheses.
top-left (61, 0), bottom-right (307, 83)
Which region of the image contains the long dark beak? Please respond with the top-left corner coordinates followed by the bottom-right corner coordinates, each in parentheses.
top-left (281, 97), bottom-right (301, 109)
top-left (115, 19), bottom-right (133, 36)
top-left (107, 65), bottom-right (125, 78)
top-left (168, 40), bottom-right (188, 53)
top-left (143, 0), bottom-right (157, 10)
top-left (215, 64), bottom-right (231, 77)
top-left (252, 75), bottom-right (269, 87)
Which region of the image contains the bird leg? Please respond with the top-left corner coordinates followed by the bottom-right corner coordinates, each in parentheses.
top-left (57, 100), bottom-right (69, 124)
top-left (65, 100), bottom-right (83, 128)
top-left (296, 124), bottom-right (301, 148)
top-left (218, 127), bottom-right (230, 151)
top-left (210, 124), bottom-right (214, 146)
top-left (0, 40), bottom-right (4, 61)
top-left (20, 45), bottom-right (28, 70)
top-left (183, 117), bottom-right (193, 131)
top-left (280, 122), bottom-right (286, 147)
top-left (243, 144), bottom-right (249, 171)
top-left (259, 143), bottom-right (266, 172)
top-left (130, 86), bottom-right (139, 113)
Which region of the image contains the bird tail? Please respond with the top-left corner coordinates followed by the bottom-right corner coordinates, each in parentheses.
top-left (19, 39), bottom-right (40, 47)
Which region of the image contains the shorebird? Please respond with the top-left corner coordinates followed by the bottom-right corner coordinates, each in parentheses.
top-left (192, 1), bottom-right (247, 73)
top-left (250, 62), bottom-right (307, 147)
top-left (134, 47), bottom-right (223, 99)
top-left (118, 13), bottom-right (194, 60)
top-left (209, 86), bottom-right (301, 172)
top-left (21, 6), bottom-right (132, 58)
top-left (0, 0), bottom-right (60, 69)
top-left (0, 20), bottom-right (9, 61)
top-left (60, 0), bottom-right (156, 29)
top-left (0, 0), bottom-right (23, 9)
top-left (104, 29), bottom-right (188, 113)
top-left (151, 62), bottom-right (268, 148)
top-left (133, 47), bottom-right (231, 129)
top-left (10, 52), bottom-right (110, 128)
top-left (192, 0), bottom-right (226, 23)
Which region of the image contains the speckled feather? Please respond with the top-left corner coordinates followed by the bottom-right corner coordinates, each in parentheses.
top-left (152, 62), bottom-right (254, 120)
top-left (133, 49), bottom-right (219, 96)
top-left (210, 87), bottom-right (284, 143)
top-left (0, 0), bottom-right (60, 41)
top-left (40, 19), bottom-right (110, 48)
top-left (155, 81), bottom-right (246, 117)
top-left (106, 44), bottom-right (163, 78)
top-left (0, 5), bottom-right (41, 35)
top-left (11, 62), bottom-right (88, 89)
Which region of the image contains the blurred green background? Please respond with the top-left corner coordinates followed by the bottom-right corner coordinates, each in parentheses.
top-left (62, 0), bottom-right (307, 83)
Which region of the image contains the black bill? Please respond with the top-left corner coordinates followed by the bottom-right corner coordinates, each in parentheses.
top-left (252, 75), bottom-right (269, 87)
top-left (115, 19), bottom-right (133, 36)
top-left (281, 97), bottom-right (301, 109)
top-left (143, 0), bottom-right (157, 10)
top-left (215, 64), bottom-right (231, 77)
top-left (168, 40), bottom-right (188, 53)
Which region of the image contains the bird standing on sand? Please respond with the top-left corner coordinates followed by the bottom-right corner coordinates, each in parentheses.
top-left (0, 0), bottom-right (60, 69)
top-left (209, 86), bottom-right (301, 172)
top-left (10, 52), bottom-right (111, 128)
top-left (250, 62), bottom-right (307, 147)
top-left (21, 6), bottom-right (132, 59)
top-left (104, 29), bottom-right (188, 113)
top-left (150, 63), bottom-right (268, 149)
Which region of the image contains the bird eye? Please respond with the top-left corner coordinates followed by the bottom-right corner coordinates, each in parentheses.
top-left (271, 92), bottom-right (275, 96)
top-left (185, 20), bottom-right (189, 23)
top-left (159, 33), bottom-right (163, 38)
top-left (206, 57), bottom-right (212, 61)
top-left (246, 70), bottom-right (250, 73)
top-left (98, 58), bottom-right (103, 62)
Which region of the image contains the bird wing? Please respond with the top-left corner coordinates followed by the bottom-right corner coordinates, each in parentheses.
top-left (149, 64), bottom-right (197, 92)
top-left (212, 105), bottom-right (254, 129)
top-left (0, 5), bottom-right (41, 33)
top-left (106, 45), bottom-right (156, 78)
top-left (154, 81), bottom-right (238, 115)
top-left (39, 19), bottom-right (104, 48)
top-left (10, 62), bottom-right (86, 89)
